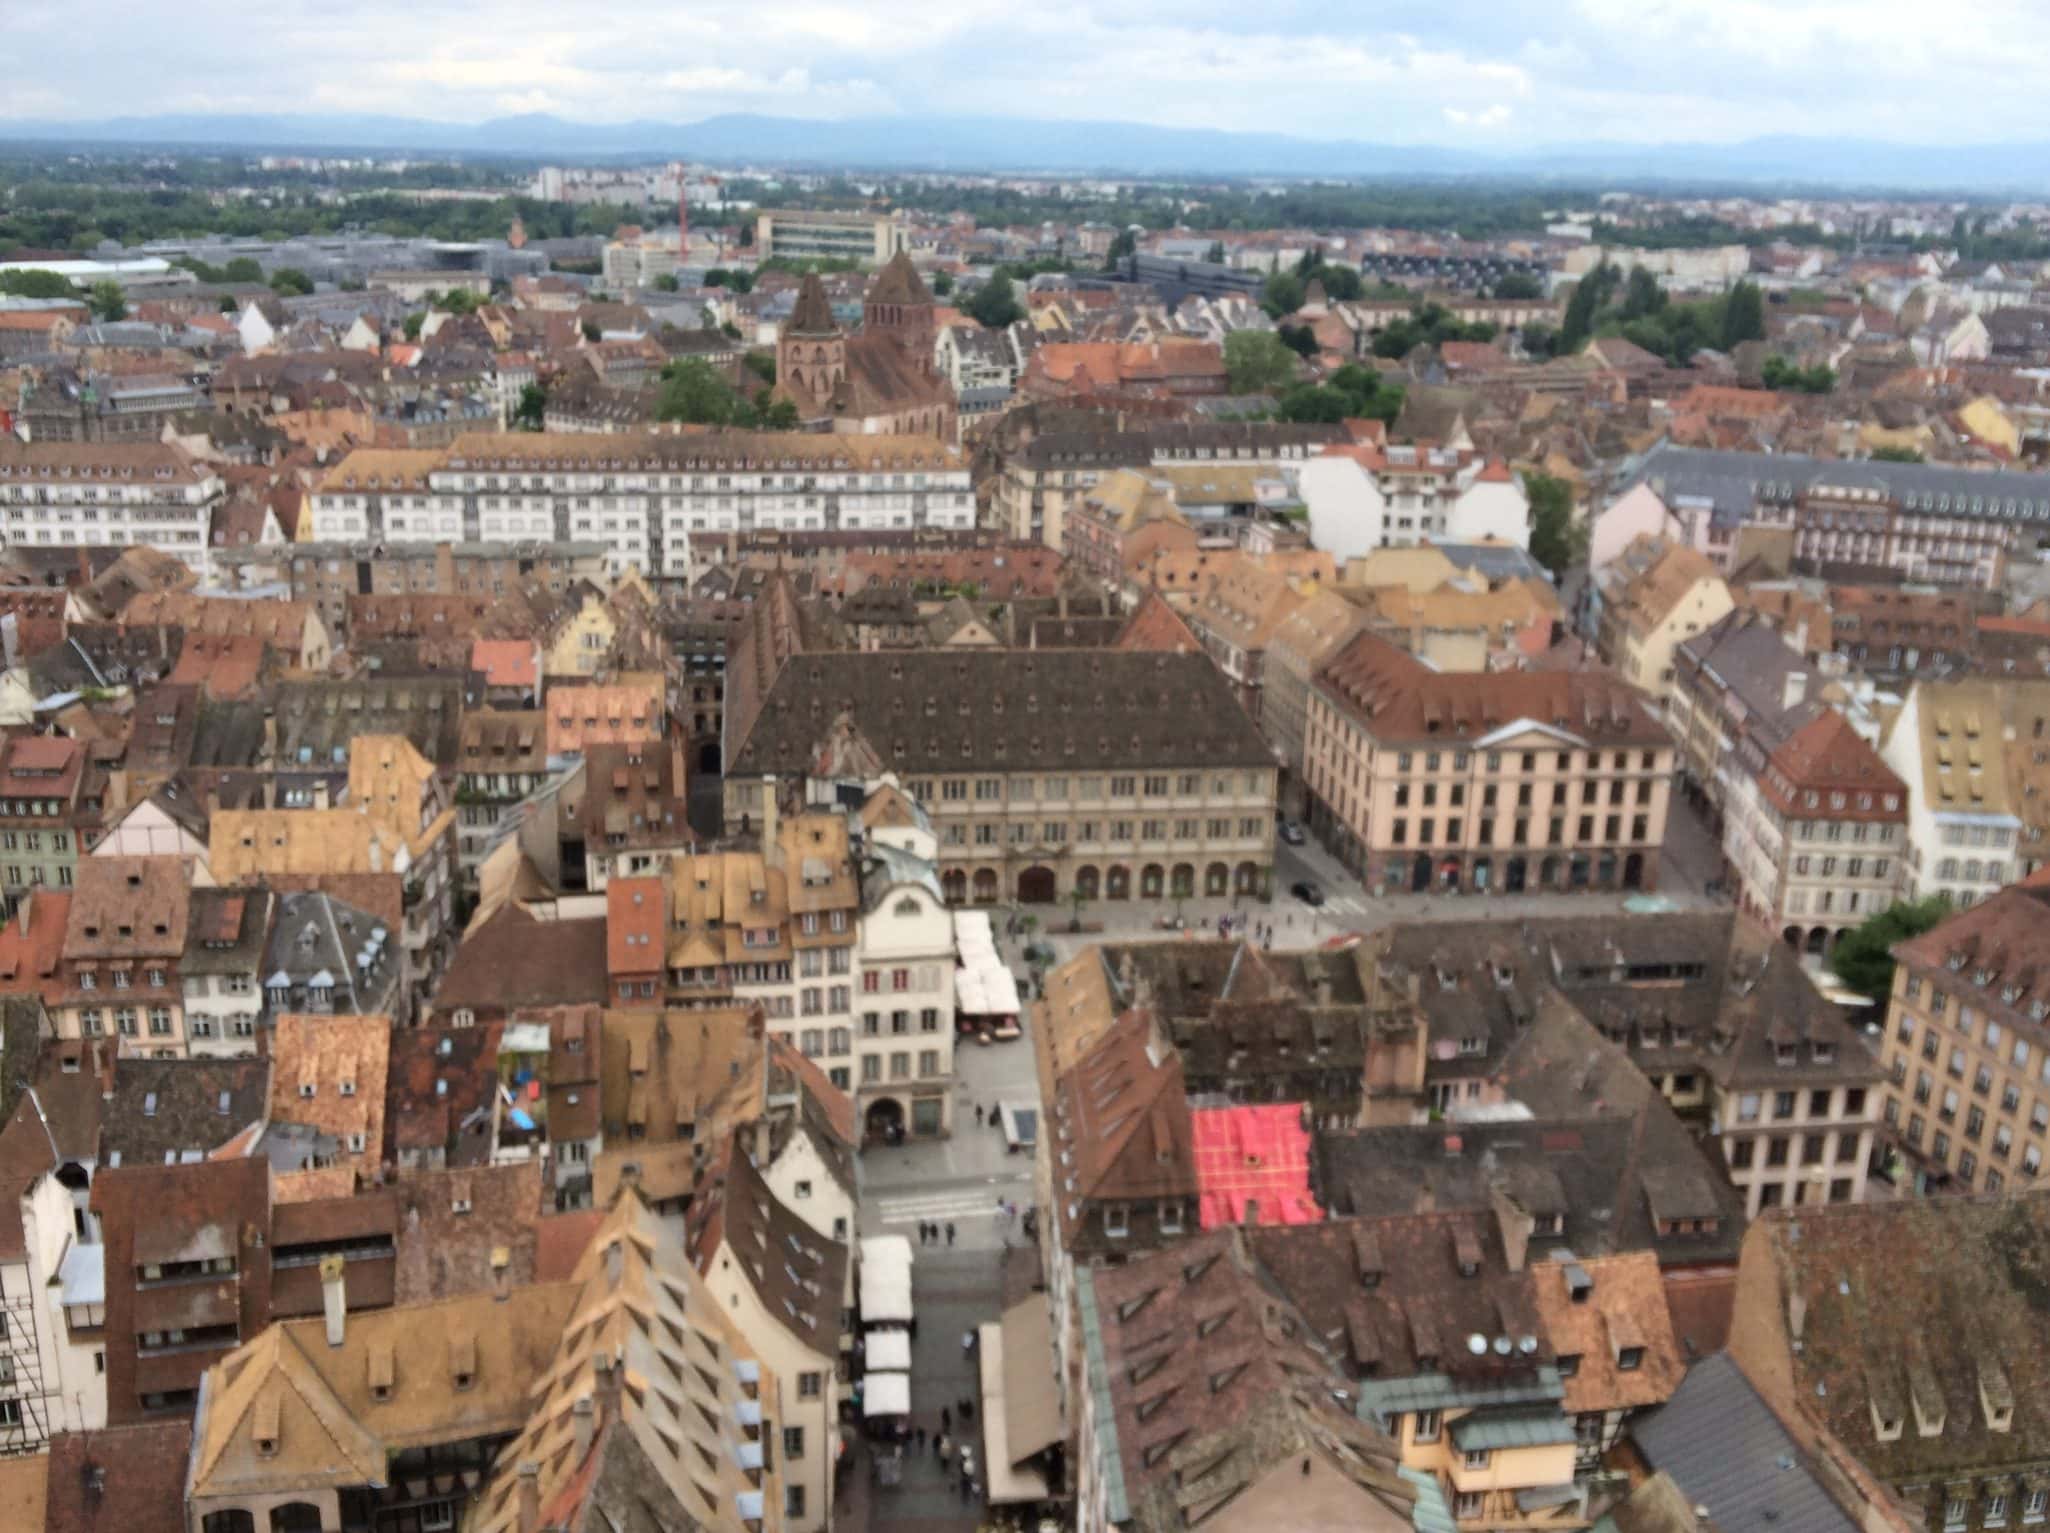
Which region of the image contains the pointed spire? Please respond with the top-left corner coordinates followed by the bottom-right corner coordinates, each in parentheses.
top-left (788, 273), bottom-right (838, 335)
top-left (867, 250), bottom-right (932, 308)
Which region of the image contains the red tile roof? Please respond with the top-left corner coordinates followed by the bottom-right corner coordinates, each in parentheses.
top-left (1191, 1103), bottom-right (1321, 1228)
top-left (605, 877), bottom-right (666, 979)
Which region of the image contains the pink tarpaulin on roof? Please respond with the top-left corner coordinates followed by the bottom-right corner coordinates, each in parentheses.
top-left (1191, 1103), bottom-right (1322, 1229)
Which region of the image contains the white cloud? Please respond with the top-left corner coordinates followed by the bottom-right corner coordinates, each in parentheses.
top-left (3, 0), bottom-right (2049, 147)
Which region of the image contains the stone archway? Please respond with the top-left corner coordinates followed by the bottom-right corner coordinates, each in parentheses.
top-left (1105, 865), bottom-right (1131, 900)
top-left (1623, 852), bottom-right (1644, 890)
top-left (1783, 924), bottom-right (1803, 949)
top-left (1141, 864), bottom-right (1165, 899)
top-left (1410, 853), bottom-right (1431, 893)
top-left (942, 869), bottom-right (967, 905)
top-left (864, 1096), bottom-right (906, 1144)
top-left (271, 1507), bottom-right (324, 1533)
top-left (1540, 854), bottom-right (1561, 889)
top-left (1505, 855), bottom-right (1527, 893)
top-left (1017, 865), bottom-right (1057, 904)
top-left (972, 868), bottom-right (1000, 904)
top-left (1806, 926), bottom-right (1831, 958)
top-left (1074, 865), bottom-right (1100, 900)
top-left (1205, 862), bottom-right (1229, 896)
top-left (1234, 862), bottom-right (1259, 894)
top-left (1170, 863), bottom-right (1195, 899)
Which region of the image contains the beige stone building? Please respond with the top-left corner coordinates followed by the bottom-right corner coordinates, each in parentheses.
top-left (1594, 536), bottom-right (1734, 715)
top-left (1878, 880), bottom-right (2050, 1196)
top-left (1306, 631), bottom-right (1674, 895)
top-left (1261, 587), bottom-right (1370, 816)
top-left (723, 649), bottom-right (1279, 905)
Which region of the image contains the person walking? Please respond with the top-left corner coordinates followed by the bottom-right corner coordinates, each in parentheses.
top-left (974, 1103), bottom-right (985, 1127)
top-left (915, 1426), bottom-right (927, 1450)
top-left (936, 1433), bottom-right (949, 1464)
top-left (945, 1221), bottom-right (956, 1246)
top-left (940, 1406), bottom-right (952, 1436)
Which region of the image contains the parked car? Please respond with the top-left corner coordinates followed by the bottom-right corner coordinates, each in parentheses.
top-left (1290, 880), bottom-right (1325, 906)
top-left (1279, 821), bottom-right (1306, 845)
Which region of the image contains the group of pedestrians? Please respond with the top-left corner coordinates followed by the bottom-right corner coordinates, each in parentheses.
top-left (915, 1220), bottom-right (955, 1247)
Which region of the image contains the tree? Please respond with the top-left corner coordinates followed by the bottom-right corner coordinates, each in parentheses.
top-left (1223, 330), bottom-right (1299, 394)
top-left (704, 267), bottom-right (754, 293)
top-left (1493, 271), bottom-right (1544, 300)
top-left (222, 257), bottom-right (264, 284)
top-left (86, 280), bottom-right (126, 321)
top-left (1830, 895), bottom-right (1951, 1001)
top-left (1525, 472), bottom-right (1587, 578)
top-left (1205, 240), bottom-right (1226, 264)
top-left (268, 267), bottom-right (313, 296)
top-left (1618, 265), bottom-right (1667, 322)
top-left (1721, 279), bottom-right (1766, 349)
top-left (1559, 262), bottom-right (1618, 353)
top-left (965, 272), bottom-right (1023, 330)
top-left (1277, 363), bottom-right (1403, 426)
top-left (1278, 324), bottom-right (1320, 359)
top-left (1260, 269), bottom-right (1306, 320)
top-left (1871, 444), bottom-right (1925, 463)
top-left (0, 269), bottom-right (77, 299)
top-left (931, 270), bottom-right (954, 297)
top-left (652, 273), bottom-right (680, 292)
top-left (656, 359), bottom-right (749, 426)
top-left (1317, 265), bottom-right (1363, 302)
top-left (402, 312), bottom-right (425, 341)
top-left (511, 382), bottom-right (547, 431)
top-left (1103, 228), bottom-right (1137, 271)
top-left (743, 350), bottom-right (776, 385)
top-left (581, 319), bottom-right (603, 343)
top-left (1761, 355), bottom-right (1835, 394)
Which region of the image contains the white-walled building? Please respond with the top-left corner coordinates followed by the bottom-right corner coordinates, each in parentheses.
top-left (853, 837), bottom-right (957, 1141)
top-left (1295, 444), bottom-right (1530, 561)
top-left (0, 441), bottom-right (224, 578)
top-left (309, 431), bottom-right (974, 582)
top-left (1, 1092), bottom-right (108, 1450)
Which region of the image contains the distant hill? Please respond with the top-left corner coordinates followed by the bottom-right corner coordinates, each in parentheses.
top-left (1, 111), bottom-right (2046, 192)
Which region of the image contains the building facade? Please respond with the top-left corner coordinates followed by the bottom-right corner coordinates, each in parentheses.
top-left (310, 432), bottom-right (974, 583)
top-left (1306, 632), bottom-right (1674, 896)
top-left (0, 441), bottom-right (224, 578)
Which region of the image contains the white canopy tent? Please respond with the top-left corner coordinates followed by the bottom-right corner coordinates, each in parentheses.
top-left (865, 1329), bottom-right (913, 1371)
top-left (859, 1235), bottom-right (915, 1324)
top-left (863, 1371), bottom-right (911, 1418)
top-left (953, 910), bottom-right (1021, 1019)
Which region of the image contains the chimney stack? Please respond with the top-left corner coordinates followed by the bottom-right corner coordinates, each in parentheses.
top-left (490, 1245), bottom-right (511, 1302)
top-left (602, 1238), bottom-right (624, 1289)
top-left (594, 1346), bottom-right (624, 1418)
top-left (572, 1393), bottom-right (596, 1461)
top-left (516, 1461), bottom-right (541, 1533)
top-left (320, 1254), bottom-right (347, 1347)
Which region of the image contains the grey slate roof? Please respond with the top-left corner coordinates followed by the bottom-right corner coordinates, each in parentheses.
top-left (1435, 540), bottom-right (1549, 584)
top-left (1618, 442), bottom-right (2050, 531)
top-left (730, 649), bottom-right (1276, 777)
top-left (1632, 1354), bottom-right (1862, 1533)
top-left (101, 1058), bottom-right (270, 1165)
top-left (1675, 612), bottom-right (1813, 750)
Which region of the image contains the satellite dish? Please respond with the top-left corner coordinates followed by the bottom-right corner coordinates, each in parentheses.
top-left (1492, 1336), bottom-right (1512, 1356)
top-left (1518, 1336), bottom-right (1539, 1354)
top-left (1466, 1334), bottom-right (1489, 1355)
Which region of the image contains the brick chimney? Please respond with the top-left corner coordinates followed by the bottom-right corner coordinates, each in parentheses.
top-left (573, 1393), bottom-right (596, 1461)
top-left (516, 1461), bottom-right (541, 1533)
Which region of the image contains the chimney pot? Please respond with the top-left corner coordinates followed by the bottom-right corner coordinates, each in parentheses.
top-left (490, 1244), bottom-right (512, 1301)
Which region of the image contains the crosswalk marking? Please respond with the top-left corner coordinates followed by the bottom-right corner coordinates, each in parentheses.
top-left (875, 1187), bottom-right (1028, 1225)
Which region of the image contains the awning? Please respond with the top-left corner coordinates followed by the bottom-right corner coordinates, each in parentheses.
top-left (58, 1241), bottom-right (103, 1307)
top-left (865, 1330), bottom-right (912, 1371)
top-left (859, 1235), bottom-right (914, 1324)
top-left (978, 1295), bottom-right (1063, 1505)
top-left (863, 1372), bottom-right (911, 1417)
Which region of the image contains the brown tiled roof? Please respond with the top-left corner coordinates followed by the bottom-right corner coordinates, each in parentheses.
top-left (383, 1019), bottom-right (504, 1163)
top-left (1317, 630), bottom-right (1666, 746)
top-left (1048, 1011), bottom-right (1196, 1247)
top-left (63, 856), bottom-right (190, 960)
top-left (268, 1013), bottom-right (391, 1170)
top-left (1528, 1250), bottom-right (1685, 1414)
top-left (102, 1058), bottom-right (270, 1166)
top-left (434, 905), bottom-right (609, 1019)
top-left (1734, 1198), bottom-right (2050, 1482)
top-left (1760, 709), bottom-right (1905, 820)
top-left (1084, 1227), bottom-right (1414, 1528)
top-left (599, 1005), bottom-right (762, 1151)
top-left (45, 1421), bottom-right (192, 1533)
top-left (390, 1161), bottom-right (546, 1303)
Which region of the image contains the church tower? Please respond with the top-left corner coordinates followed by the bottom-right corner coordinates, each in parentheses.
top-left (777, 273), bottom-right (845, 404)
top-left (863, 251), bottom-right (936, 370)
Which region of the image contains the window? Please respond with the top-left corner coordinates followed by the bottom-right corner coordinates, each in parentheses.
top-left (1556, 1352), bottom-right (1581, 1377)
top-left (1463, 1448), bottom-right (1491, 1470)
top-left (1617, 1346), bottom-right (1644, 1372)
top-left (783, 1425), bottom-right (805, 1459)
top-left (1412, 1408), bottom-right (1441, 1444)
top-left (786, 1486), bottom-right (806, 1519)
top-left (1455, 1492), bottom-right (1485, 1521)
top-left (798, 1371), bottom-right (823, 1399)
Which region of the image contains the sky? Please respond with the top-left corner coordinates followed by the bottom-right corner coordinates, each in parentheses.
top-left (4, 0), bottom-right (2047, 146)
